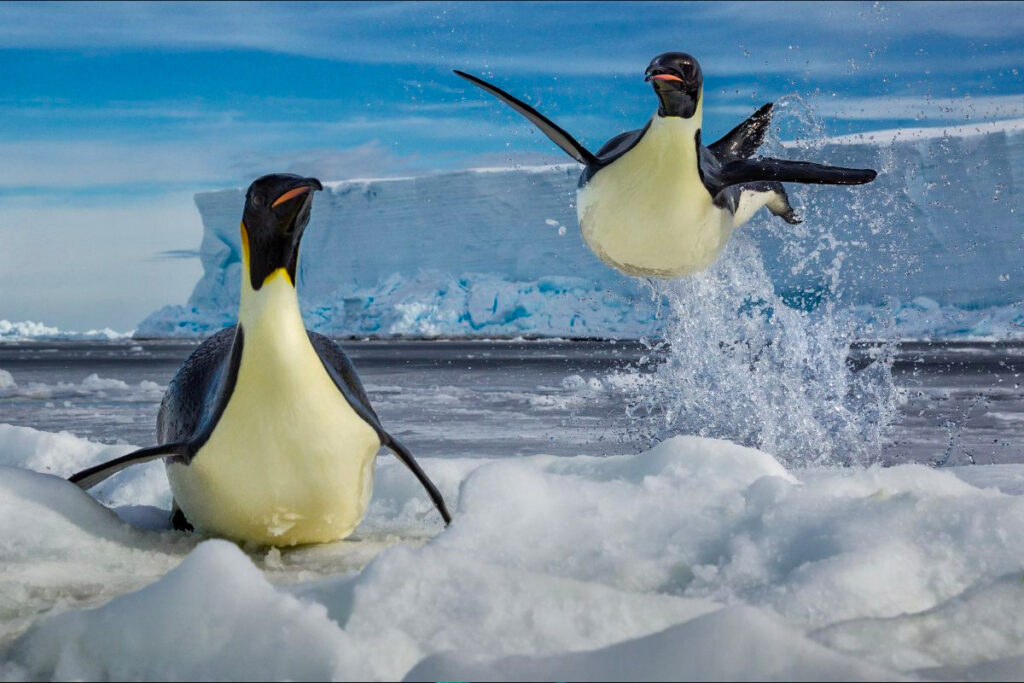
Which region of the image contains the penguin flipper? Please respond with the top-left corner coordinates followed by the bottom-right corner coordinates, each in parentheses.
top-left (307, 332), bottom-right (452, 526)
top-left (709, 102), bottom-right (774, 159)
top-left (69, 442), bottom-right (188, 490)
top-left (308, 331), bottom-right (380, 423)
top-left (712, 157), bottom-right (877, 196)
top-left (453, 70), bottom-right (598, 166)
top-left (384, 434), bottom-right (453, 526)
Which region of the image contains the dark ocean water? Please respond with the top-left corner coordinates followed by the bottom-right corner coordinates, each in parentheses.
top-left (1, 339), bottom-right (1022, 466)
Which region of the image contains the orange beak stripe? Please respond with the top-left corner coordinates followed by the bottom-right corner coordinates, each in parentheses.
top-left (652, 74), bottom-right (684, 82)
top-left (271, 185), bottom-right (311, 208)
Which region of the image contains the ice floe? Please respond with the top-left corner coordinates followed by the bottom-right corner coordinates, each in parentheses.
top-left (0, 424), bottom-right (1022, 680)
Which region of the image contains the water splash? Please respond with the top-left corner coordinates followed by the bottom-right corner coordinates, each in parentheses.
top-left (619, 96), bottom-right (907, 467)
top-left (623, 236), bottom-right (902, 467)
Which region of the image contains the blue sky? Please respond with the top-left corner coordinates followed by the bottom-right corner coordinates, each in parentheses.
top-left (1, 1), bottom-right (1023, 329)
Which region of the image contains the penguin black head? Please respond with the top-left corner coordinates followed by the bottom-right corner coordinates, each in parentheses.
top-left (645, 52), bottom-right (703, 119)
top-left (241, 174), bottom-right (323, 290)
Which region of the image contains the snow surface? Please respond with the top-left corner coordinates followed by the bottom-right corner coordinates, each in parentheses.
top-left (138, 118), bottom-right (1024, 339)
top-left (1, 423), bottom-right (1023, 681)
top-left (0, 373), bottom-right (164, 402)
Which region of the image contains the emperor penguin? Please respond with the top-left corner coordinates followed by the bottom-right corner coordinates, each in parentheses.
top-left (455, 52), bottom-right (878, 278)
top-left (69, 174), bottom-right (451, 546)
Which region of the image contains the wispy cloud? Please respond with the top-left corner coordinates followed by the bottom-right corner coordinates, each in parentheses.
top-left (152, 248), bottom-right (201, 260)
top-left (3, 2), bottom-right (1023, 77)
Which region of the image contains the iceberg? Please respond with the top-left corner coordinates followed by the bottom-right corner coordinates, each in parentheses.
top-left (137, 118), bottom-right (1024, 339)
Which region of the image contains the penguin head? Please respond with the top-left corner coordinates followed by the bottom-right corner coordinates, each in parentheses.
top-left (240, 174), bottom-right (324, 290)
top-left (645, 52), bottom-right (702, 119)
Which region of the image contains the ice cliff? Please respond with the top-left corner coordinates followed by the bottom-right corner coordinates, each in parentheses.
top-left (138, 119), bottom-right (1024, 339)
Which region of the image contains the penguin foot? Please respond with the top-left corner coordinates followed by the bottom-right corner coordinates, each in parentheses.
top-left (779, 209), bottom-right (803, 225)
top-left (170, 503), bottom-right (194, 532)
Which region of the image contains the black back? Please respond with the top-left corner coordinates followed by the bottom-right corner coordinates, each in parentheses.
top-left (307, 330), bottom-right (383, 430)
top-left (578, 121), bottom-right (652, 186)
top-left (157, 326), bottom-right (242, 460)
top-left (157, 325), bottom-right (386, 455)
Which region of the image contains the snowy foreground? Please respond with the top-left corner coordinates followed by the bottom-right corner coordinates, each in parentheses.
top-left (1, 424), bottom-right (1023, 680)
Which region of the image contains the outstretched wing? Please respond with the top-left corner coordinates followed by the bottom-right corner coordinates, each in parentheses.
top-left (715, 157), bottom-right (877, 190)
top-left (69, 443), bottom-right (188, 490)
top-left (454, 70), bottom-right (598, 166)
top-left (709, 102), bottom-right (774, 159)
top-left (69, 327), bottom-right (242, 490)
top-left (702, 103), bottom-right (875, 226)
top-left (308, 332), bottom-right (451, 526)
top-left (382, 435), bottom-right (453, 526)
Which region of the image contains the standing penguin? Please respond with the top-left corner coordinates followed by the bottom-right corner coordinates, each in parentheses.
top-left (70, 174), bottom-right (451, 545)
top-left (455, 52), bottom-right (877, 278)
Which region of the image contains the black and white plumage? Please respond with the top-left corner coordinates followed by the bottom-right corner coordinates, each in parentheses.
top-left (70, 174), bottom-right (451, 545)
top-left (455, 52), bottom-right (877, 278)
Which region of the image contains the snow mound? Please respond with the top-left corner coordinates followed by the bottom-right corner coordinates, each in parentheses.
top-left (0, 423), bottom-right (170, 511)
top-left (9, 541), bottom-right (346, 682)
top-left (2, 425), bottom-right (1023, 680)
top-left (407, 605), bottom-right (898, 682)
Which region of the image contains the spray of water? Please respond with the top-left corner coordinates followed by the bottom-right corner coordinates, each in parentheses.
top-left (620, 95), bottom-right (906, 467)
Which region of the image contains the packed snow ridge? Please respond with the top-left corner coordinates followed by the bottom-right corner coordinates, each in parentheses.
top-left (138, 119), bottom-right (1024, 340)
top-left (1, 422), bottom-right (1023, 680)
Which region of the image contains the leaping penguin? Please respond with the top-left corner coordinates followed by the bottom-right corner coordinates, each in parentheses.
top-left (455, 52), bottom-right (878, 278)
top-left (69, 174), bottom-right (451, 546)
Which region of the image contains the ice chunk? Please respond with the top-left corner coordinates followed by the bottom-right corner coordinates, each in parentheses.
top-left (8, 541), bottom-right (348, 682)
top-left (406, 605), bottom-right (898, 682)
top-left (3, 426), bottom-right (1024, 680)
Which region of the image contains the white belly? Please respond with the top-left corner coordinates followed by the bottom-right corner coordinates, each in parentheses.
top-left (576, 113), bottom-right (734, 279)
top-left (167, 274), bottom-right (381, 546)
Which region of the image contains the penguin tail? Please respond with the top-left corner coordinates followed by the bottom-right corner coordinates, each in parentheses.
top-left (454, 70), bottom-right (598, 166)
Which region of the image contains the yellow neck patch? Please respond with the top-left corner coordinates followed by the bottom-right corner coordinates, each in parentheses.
top-left (263, 268), bottom-right (292, 287)
top-left (240, 221), bottom-right (250, 267)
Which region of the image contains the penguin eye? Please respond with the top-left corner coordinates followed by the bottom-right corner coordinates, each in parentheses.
top-left (252, 194), bottom-right (265, 207)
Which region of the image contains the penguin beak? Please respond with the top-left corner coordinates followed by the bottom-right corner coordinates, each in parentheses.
top-left (645, 65), bottom-right (685, 82)
top-left (271, 178), bottom-right (323, 209)
top-left (271, 185), bottom-right (311, 208)
top-left (645, 72), bottom-right (684, 83)
top-left (271, 178), bottom-right (323, 236)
